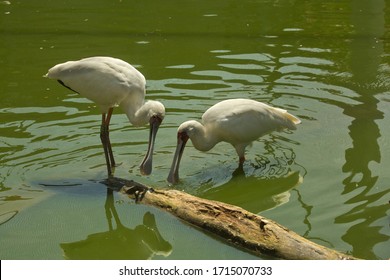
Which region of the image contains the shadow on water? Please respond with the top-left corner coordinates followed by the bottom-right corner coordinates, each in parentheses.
top-left (333, 0), bottom-right (390, 259)
top-left (60, 188), bottom-right (172, 260)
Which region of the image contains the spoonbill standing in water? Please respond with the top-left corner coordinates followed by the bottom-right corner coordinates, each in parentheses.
top-left (167, 98), bottom-right (301, 184)
top-left (45, 56), bottom-right (165, 176)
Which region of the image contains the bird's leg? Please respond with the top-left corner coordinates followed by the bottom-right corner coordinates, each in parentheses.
top-left (100, 113), bottom-right (112, 176)
top-left (239, 155), bottom-right (246, 167)
top-left (105, 108), bottom-right (116, 167)
top-left (100, 109), bottom-right (115, 176)
top-left (232, 156), bottom-right (246, 177)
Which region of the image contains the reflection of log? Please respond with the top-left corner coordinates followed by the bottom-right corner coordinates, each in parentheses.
top-left (104, 177), bottom-right (357, 260)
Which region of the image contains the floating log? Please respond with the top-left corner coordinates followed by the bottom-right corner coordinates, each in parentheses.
top-left (104, 177), bottom-right (357, 260)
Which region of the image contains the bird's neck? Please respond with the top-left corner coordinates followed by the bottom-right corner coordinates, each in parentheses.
top-left (120, 97), bottom-right (148, 127)
top-left (189, 124), bottom-right (218, 152)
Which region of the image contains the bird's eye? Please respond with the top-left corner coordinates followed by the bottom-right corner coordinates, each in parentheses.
top-left (150, 115), bottom-right (163, 125)
top-left (178, 131), bottom-right (189, 141)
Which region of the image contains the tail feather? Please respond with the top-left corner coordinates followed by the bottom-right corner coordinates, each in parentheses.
top-left (272, 107), bottom-right (301, 130)
top-left (285, 111), bottom-right (301, 126)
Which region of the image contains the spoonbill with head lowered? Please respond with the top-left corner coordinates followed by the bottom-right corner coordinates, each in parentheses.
top-left (167, 98), bottom-right (300, 184)
top-left (45, 56), bottom-right (165, 176)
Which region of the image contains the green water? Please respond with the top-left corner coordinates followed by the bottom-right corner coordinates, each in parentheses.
top-left (1, 0), bottom-right (390, 259)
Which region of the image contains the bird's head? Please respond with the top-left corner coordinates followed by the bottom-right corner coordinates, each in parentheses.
top-left (147, 100), bottom-right (165, 124)
top-left (177, 120), bottom-right (202, 139)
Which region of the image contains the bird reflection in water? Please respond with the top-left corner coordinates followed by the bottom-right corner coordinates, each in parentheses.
top-left (200, 139), bottom-right (305, 214)
top-left (60, 189), bottom-right (172, 259)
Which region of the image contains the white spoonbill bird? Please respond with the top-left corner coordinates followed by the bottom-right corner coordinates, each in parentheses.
top-left (167, 98), bottom-right (301, 184)
top-left (45, 56), bottom-right (165, 176)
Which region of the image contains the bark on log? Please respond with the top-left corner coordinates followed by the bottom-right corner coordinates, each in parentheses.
top-left (104, 177), bottom-right (357, 260)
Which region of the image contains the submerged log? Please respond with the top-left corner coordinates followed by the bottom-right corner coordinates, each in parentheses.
top-left (104, 177), bottom-right (357, 260)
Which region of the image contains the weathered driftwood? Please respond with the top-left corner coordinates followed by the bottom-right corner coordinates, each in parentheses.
top-left (104, 177), bottom-right (357, 260)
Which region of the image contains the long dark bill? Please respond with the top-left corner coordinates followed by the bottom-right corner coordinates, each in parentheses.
top-left (140, 116), bottom-right (162, 175)
top-left (167, 132), bottom-right (189, 185)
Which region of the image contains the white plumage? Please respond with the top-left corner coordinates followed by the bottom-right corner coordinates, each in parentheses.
top-left (167, 98), bottom-right (300, 184)
top-left (46, 56), bottom-right (165, 176)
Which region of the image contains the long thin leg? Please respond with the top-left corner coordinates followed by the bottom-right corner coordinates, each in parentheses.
top-left (100, 113), bottom-right (112, 175)
top-left (105, 108), bottom-right (115, 167)
top-left (100, 108), bottom-right (115, 176)
top-left (239, 155), bottom-right (245, 166)
top-left (232, 156), bottom-right (245, 177)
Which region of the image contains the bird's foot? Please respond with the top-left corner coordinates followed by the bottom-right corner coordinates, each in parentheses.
top-left (232, 162), bottom-right (245, 177)
top-left (121, 180), bottom-right (154, 202)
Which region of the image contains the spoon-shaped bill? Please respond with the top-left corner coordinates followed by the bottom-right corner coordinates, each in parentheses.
top-left (167, 132), bottom-right (189, 184)
top-left (140, 116), bottom-right (162, 175)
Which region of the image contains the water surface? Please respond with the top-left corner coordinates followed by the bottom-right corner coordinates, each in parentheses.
top-left (1, 0), bottom-right (390, 259)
